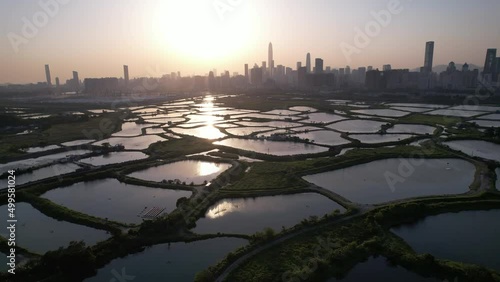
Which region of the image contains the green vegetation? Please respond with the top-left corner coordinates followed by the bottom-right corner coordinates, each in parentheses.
top-left (147, 136), bottom-right (215, 158)
top-left (0, 113), bottom-right (123, 161)
top-left (399, 114), bottom-right (462, 127)
top-left (225, 195), bottom-right (500, 282)
top-left (19, 193), bottom-right (124, 235)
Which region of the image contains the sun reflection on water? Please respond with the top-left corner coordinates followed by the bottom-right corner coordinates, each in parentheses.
top-left (197, 162), bottom-right (224, 176)
top-left (206, 200), bottom-right (240, 219)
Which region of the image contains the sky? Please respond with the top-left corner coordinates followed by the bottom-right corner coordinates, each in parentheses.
top-left (1, 0), bottom-right (499, 84)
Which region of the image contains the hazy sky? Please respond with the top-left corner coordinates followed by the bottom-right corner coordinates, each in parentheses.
top-left (1, 0), bottom-right (499, 83)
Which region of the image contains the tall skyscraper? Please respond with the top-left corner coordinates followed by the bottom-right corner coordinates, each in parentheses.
top-left (315, 58), bottom-right (324, 74)
top-left (45, 64), bottom-right (52, 86)
top-left (72, 71), bottom-right (79, 91)
top-left (483, 49), bottom-right (497, 76)
top-left (244, 64), bottom-right (249, 82)
top-left (268, 42), bottom-right (274, 78)
top-left (306, 53), bottom-right (311, 73)
top-left (55, 77), bottom-right (60, 88)
top-left (424, 41), bottom-right (434, 73)
top-left (123, 65), bottom-right (129, 84)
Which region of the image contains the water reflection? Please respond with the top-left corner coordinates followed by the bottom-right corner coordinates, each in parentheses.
top-left (170, 125), bottom-right (226, 139)
top-left (206, 200), bottom-right (238, 219)
top-left (127, 160), bottom-right (231, 184)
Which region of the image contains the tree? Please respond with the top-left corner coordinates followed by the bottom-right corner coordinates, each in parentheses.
top-left (484, 127), bottom-right (494, 137)
top-left (194, 269), bottom-right (215, 282)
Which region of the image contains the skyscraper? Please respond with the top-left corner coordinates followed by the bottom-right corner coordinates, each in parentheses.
top-left (55, 77), bottom-right (60, 88)
top-left (123, 65), bottom-right (129, 84)
top-left (296, 62), bottom-right (302, 70)
top-left (482, 49), bottom-right (497, 76)
top-left (315, 58), bottom-right (324, 74)
top-left (306, 53), bottom-right (311, 73)
top-left (424, 41), bottom-right (434, 73)
top-left (45, 64), bottom-right (52, 86)
top-left (251, 64), bottom-right (263, 85)
top-left (72, 71), bottom-right (79, 91)
top-left (268, 42), bottom-right (274, 78)
top-left (244, 64), bottom-right (249, 82)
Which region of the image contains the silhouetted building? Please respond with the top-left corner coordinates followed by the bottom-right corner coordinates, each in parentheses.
top-left (244, 64), bottom-right (249, 83)
top-left (315, 58), bottom-right (324, 74)
top-left (268, 42), bottom-right (274, 78)
top-left (366, 69), bottom-right (421, 89)
top-left (84, 77), bottom-right (119, 94)
top-left (345, 66), bottom-right (351, 75)
top-left (71, 71), bottom-right (80, 92)
top-left (483, 49), bottom-right (496, 77)
top-left (383, 64), bottom-right (392, 71)
top-left (298, 67), bottom-right (307, 87)
top-left (440, 62), bottom-right (478, 89)
top-left (45, 64), bottom-right (52, 86)
top-left (250, 64), bottom-right (263, 85)
top-left (423, 41), bottom-right (434, 73)
top-left (55, 77), bottom-right (60, 88)
top-left (193, 75), bottom-right (205, 90)
top-left (123, 65), bottom-right (129, 85)
top-left (296, 62), bottom-right (302, 70)
top-left (306, 53), bottom-right (311, 73)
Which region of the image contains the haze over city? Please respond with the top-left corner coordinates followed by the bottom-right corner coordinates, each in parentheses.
top-left (1, 0), bottom-right (500, 84)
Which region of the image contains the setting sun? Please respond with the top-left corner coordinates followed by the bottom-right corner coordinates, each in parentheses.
top-left (152, 0), bottom-right (256, 63)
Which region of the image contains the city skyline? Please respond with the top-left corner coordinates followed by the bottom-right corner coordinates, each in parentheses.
top-left (1, 0), bottom-right (500, 83)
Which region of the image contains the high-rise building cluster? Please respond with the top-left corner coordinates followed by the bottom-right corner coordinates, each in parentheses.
top-left (28, 41), bottom-right (500, 95)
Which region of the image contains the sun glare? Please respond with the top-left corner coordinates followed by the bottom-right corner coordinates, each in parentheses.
top-left (152, 0), bottom-right (256, 62)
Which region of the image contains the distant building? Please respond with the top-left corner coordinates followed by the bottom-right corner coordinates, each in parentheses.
top-left (71, 71), bottom-right (80, 92)
top-left (383, 64), bottom-right (392, 71)
top-left (439, 62), bottom-right (478, 89)
top-left (297, 67), bottom-right (307, 87)
top-left (84, 77), bottom-right (119, 94)
top-left (296, 62), bottom-right (302, 71)
top-left (55, 77), bottom-right (60, 88)
top-left (345, 66), bottom-right (351, 75)
top-left (208, 71), bottom-right (216, 90)
top-left (306, 53), bottom-right (311, 73)
top-left (483, 49), bottom-right (496, 77)
top-left (244, 64), bottom-right (249, 82)
top-left (45, 64), bottom-right (52, 86)
top-left (268, 42), bottom-right (274, 78)
top-left (315, 58), bottom-right (324, 74)
top-left (366, 69), bottom-right (422, 89)
top-left (250, 64), bottom-right (263, 85)
top-left (423, 41), bottom-right (435, 73)
top-left (123, 65), bottom-right (129, 85)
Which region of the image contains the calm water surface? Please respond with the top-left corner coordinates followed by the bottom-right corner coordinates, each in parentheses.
top-left (303, 158), bottom-right (474, 204)
top-left (193, 193), bottom-right (345, 234)
top-left (85, 237), bottom-right (247, 282)
top-left (41, 179), bottom-right (192, 224)
top-left (392, 210), bottom-right (500, 272)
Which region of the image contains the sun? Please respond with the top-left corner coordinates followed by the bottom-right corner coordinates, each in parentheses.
top-left (151, 0), bottom-right (256, 62)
